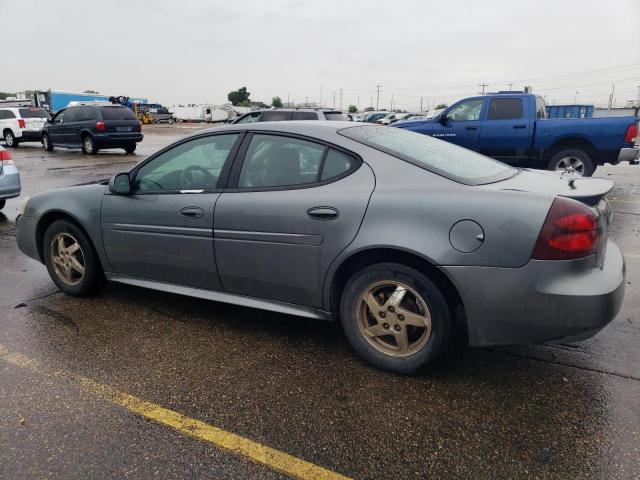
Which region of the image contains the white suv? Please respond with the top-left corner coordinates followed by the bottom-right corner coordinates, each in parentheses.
top-left (0, 107), bottom-right (50, 147)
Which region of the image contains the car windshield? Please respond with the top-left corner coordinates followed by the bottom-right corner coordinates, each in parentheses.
top-left (19, 108), bottom-right (50, 119)
top-left (339, 125), bottom-right (517, 185)
top-left (100, 107), bottom-right (138, 120)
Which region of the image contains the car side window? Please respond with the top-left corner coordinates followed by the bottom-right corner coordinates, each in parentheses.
top-left (261, 111), bottom-right (293, 122)
top-left (65, 108), bottom-right (79, 122)
top-left (134, 134), bottom-right (240, 192)
top-left (487, 98), bottom-right (523, 120)
top-left (447, 99), bottom-right (483, 121)
top-left (238, 134), bottom-right (326, 188)
top-left (236, 112), bottom-right (261, 124)
top-left (52, 112), bottom-right (65, 124)
top-left (0, 110), bottom-right (16, 119)
top-left (292, 112), bottom-right (318, 120)
top-left (321, 149), bottom-right (355, 180)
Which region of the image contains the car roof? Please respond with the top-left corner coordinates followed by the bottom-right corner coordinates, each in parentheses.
top-left (198, 120), bottom-right (358, 137)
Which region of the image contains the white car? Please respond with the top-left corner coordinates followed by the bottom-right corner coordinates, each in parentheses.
top-left (377, 113), bottom-right (411, 125)
top-left (0, 106), bottom-right (50, 147)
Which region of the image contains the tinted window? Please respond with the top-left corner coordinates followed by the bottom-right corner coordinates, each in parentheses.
top-left (0, 110), bottom-right (15, 119)
top-left (238, 134), bottom-right (326, 188)
top-left (292, 112), bottom-right (318, 120)
top-left (52, 112), bottom-right (65, 124)
top-left (321, 149), bottom-right (355, 180)
top-left (487, 98), bottom-right (523, 120)
top-left (64, 108), bottom-right (80, 122)
top-left (447, 99), bottom-right (483, 121)
top-left (18, 108), bottom-right (50, 119)
top-left (100, 107), bottom-right (138, 120)
top-left (261, 111), bottom-right (294, 122)
top-left (340, 125), bottom-right (516, 185)
top-left (235, 112), bottom-right (260, 124)
top-left (77, 106), bottom-right (98, 121)
top-left (324, 112), bottom-right (349, 121)
top-left (135, 134), bottom-right (240, 191)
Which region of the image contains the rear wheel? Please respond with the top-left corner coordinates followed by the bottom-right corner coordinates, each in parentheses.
top-left (43, 220), bottom-right (103, 296)
top-left (4, 130), bottom-right (18, 147)
top-left (340, 263), bottom-right (452, 374)
top-left (547, 148), bottom-right (595, 177)
top-left (0, 199), bottom-right (6, 210)
top-left (82, 135), bottom-right (98, 155)
top-left (42, 133), bottom-right (54, 151)
top-left (124, 143), bottom-right (136, 154)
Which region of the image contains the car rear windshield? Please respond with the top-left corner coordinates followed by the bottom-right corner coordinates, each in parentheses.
top-left (19, 108), bottom-right (50, 119)
top-left (99, 107), bottom-right (138, 121)
top-left (339, 125), bottom-right (517, 185)
top-left (324, 112), bottom-right (349, 121)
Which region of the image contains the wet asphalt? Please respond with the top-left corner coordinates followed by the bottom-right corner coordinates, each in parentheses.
top-left (0, 125), bottom-right (638, 479)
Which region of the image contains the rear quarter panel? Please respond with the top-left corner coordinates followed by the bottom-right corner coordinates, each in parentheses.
top-left (534, 116), bottom-right (637, 152)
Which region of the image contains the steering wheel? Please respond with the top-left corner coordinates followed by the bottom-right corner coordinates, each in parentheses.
top-left (180, 165), bottom-right (215, 190)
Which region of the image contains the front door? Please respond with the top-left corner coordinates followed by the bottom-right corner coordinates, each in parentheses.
top-left (432, 98), bottom-right (485, 151)
top-left (47, 110), bottom-right (65, 145)
top-left (214, 133), bottom-right (375, 309)
top-left (101, 132), bottom-right (242, 289)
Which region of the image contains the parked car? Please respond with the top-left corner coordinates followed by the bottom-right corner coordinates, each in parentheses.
top-left (16, 122), bottom-right (625, 374)
top-left (362, 112), bottom-right (391, 123)
top-left (231, 108), bottom-right (349, 124)
top-left (393, 92), bottom-right (639, 176)
top-left (41, 105), bottom-right (143, 155)
top-left (0, 106), bottom-right (50, 147)
top-left (0, 146), bottom-right (21, 210)
top-left (377, 113), bottom-right (412, 125)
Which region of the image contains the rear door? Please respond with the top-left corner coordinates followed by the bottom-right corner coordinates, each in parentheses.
top-left (432, 98), bottom-right (485, 151)
top-left (101, 132), bottom-right (242, 289)
top-left (213, 132), bottom-right (375, 309)
top-left (478, 97), bottom-right (531, 163)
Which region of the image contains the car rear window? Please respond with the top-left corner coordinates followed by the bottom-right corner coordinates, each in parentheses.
top-left (324, 112), bottom-right (349, 121)
top-left (99, 107), bottom-right (138, 120)
top-left (339, 125), bottom-right (517, 185)
top-left (18, 108), bottom-right (50, 119)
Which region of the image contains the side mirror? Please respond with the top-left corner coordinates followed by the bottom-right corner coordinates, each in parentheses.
top-left (108, 173), bottom-right (131, 194)
top-left (438, 114), bottom-right (448, 124)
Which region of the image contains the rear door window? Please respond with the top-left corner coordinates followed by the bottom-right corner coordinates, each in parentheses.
top-left (321, 149), bottom-right (355, 180)
top-left (77, 106), bottom-right (98, 122)
top-left (100, 107), bottom-right (138, 121)
top-left (0, 110), bottom-right (16, 119)
top-left (260, 111), bottom-right (293, 122)
top-left (64, 108), bottom-right (80, 122)
top-left (324, 112), bottom-right (349, 121)
top-left (292, 112), bottom-right (318, 120)
top-left (487, 98), bottom-right (523, 120)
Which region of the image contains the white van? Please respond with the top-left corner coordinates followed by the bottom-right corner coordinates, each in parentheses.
top-left (0, 107), bottom-right (51, 147)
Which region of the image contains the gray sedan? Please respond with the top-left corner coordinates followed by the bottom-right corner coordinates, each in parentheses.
top-left (16, 122), bottom-right (625, 373)
top-left (0, 145), bottom-right (21, 210)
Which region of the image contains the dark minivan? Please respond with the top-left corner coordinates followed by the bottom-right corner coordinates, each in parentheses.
top-left (42, 105), bottom-right (143, 155)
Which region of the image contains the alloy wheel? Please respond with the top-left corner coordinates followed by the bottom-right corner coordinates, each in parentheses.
top-left (554, 156), bottom-right (585, 176)
top-left (50, 233), bottom-right (85, 286)
top-left (356, 280), bottom-right (432, 357)
top-left (5, 132), bottom-right (14, 147)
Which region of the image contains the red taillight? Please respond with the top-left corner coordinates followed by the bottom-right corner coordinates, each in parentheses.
top-left (0, 149), bottom-right (12, 165)
top-left (96, 121), bottom-right (106, 131)
top-left (532, 197), bottom-right (600, 260)
top-left (17, 119), bottom-right (26, 129)
top-left (624, 122), bottom-right (638, 143)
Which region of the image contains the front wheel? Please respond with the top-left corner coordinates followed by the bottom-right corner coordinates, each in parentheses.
top-left (4, 130), bottom-right (18, 147)
top-left (43, 220), bottom-right (103, 296)
top-left (547, 149), bottom-right (595, 177)
top-left (42, 133), bottom-right (54, 151)
top-left (340, 263), bottom-right (452, 374)
top-left (82, 135), bottom-right (98, 155)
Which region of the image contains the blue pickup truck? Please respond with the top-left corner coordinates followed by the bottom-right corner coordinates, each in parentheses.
top-left (393, 93), bottom-right (639, 176)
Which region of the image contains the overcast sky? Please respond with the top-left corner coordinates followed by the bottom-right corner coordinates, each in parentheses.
top-left (2, 0), bottom-right (639, 110)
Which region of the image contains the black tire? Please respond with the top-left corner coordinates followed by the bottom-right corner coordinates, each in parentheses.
top-left (0, 199), bottom-right (5, 210)
top-left (81, 135), bottom-right (98, 155)
top-left (547, 148), bottom-right (595, 177)
top-left (4, 130), bottom-right (18, 148)
top-left (42, 133), bottom-right (54, 151)
top-left (340, 263), bottom-right (452, 374)
top-left (43, 220), bottom-right (103, 296)
top-left (124, 143), bottom-right (136, 154)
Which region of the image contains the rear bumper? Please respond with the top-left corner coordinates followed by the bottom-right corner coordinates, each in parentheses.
top-left (0, 166), bottom-right (21, 199)
top-left (618, 147), bottom-right (639, 163)
top-left (443, 240), bottom-right (625, 346)
top-left (94, 133), bottom-right (143, 147)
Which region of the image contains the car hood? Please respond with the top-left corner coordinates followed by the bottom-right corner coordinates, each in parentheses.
top-left (485, 168), bottom-right (614, 206)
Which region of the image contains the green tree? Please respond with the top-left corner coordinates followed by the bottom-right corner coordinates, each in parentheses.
top-left (271, 96), bottom-right (283, 108)
top-left (348, 105), bottom-right (358, 113)
top-left (228, 87), bottom-right (250, 106)
top-left (435, 103), bottom-right (448, 110)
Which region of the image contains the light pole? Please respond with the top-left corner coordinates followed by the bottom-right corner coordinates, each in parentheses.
top-left (573, 91), bottom-right (579, 103)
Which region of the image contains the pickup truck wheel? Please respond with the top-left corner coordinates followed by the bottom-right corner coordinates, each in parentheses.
top-left (548, 149), bottom-right (595, 177)
top-left (42, 133), bottom-right (54, 151)
top-left (4, 130), bottom-right (18, 147)
top-left (82, 135), bottom-right (98, 155)
top-left (340, 263), bottom-right (452, 374)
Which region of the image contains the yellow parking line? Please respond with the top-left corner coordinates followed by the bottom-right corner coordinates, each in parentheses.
top-left (0, 344), bottom-right (350, 480)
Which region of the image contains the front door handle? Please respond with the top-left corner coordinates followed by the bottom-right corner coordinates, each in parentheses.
top-left (513, 124), bottom-right (527, 129)
top-left (465, 126), bottom-right (478, 130)
top-left (307, 206), bottom-right (339, 220)
top-left (180, 206), bottom-right (204, 219)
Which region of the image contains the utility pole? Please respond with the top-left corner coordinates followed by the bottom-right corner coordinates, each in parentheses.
top-left (508, 83), bottom-right (513, 91)
top-left (339, 88), bottom-right (343, 110)
top-left (320, 84), bottom-right (323, 108)
top-left (375, 84), bottom-right (381, 111)
top-left (390, 94), bottom-right (394, 112)
top-left (636, 85), bottom-right (640, 107)
top-left (420, 97), bottom-right (423, 112)
top-left (478, 83), bottom-right (488, 95)
top-left (608, 84), bottom-right (615, 110)
top-left (573, 91), bottom-right (578, 103)
top-left (287, 93), bottom-right (289, 107)
top-left (332, 91), bottom-right (336, 109)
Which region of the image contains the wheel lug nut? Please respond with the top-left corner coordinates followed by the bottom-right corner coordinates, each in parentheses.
top-left (379, 312), bottom-right (386, 318)
top-left (388, 306), bottom-right (395, 313)
top-left (382, 323), bottom-right (390, 329)
top-left (398, 314), bottom-right (404, 321)
top-left (394, 325), bottom-right (401, 332)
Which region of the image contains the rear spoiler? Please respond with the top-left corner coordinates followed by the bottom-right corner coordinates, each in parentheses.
top-left (558, 177), bottom-right (614, 206)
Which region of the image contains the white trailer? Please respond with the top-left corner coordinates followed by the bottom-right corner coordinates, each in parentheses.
top-left (169, 104), bottom-right (230, 123)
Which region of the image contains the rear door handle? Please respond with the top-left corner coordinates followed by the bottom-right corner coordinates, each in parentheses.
top-left (465, 126), bottom-right (478, 130)
top-left (180, 206), bottom-right (204, 218)
top-left (307, 206), bottom-right (339, 220)
top-left (513, 124), bottom-right (527, 129)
